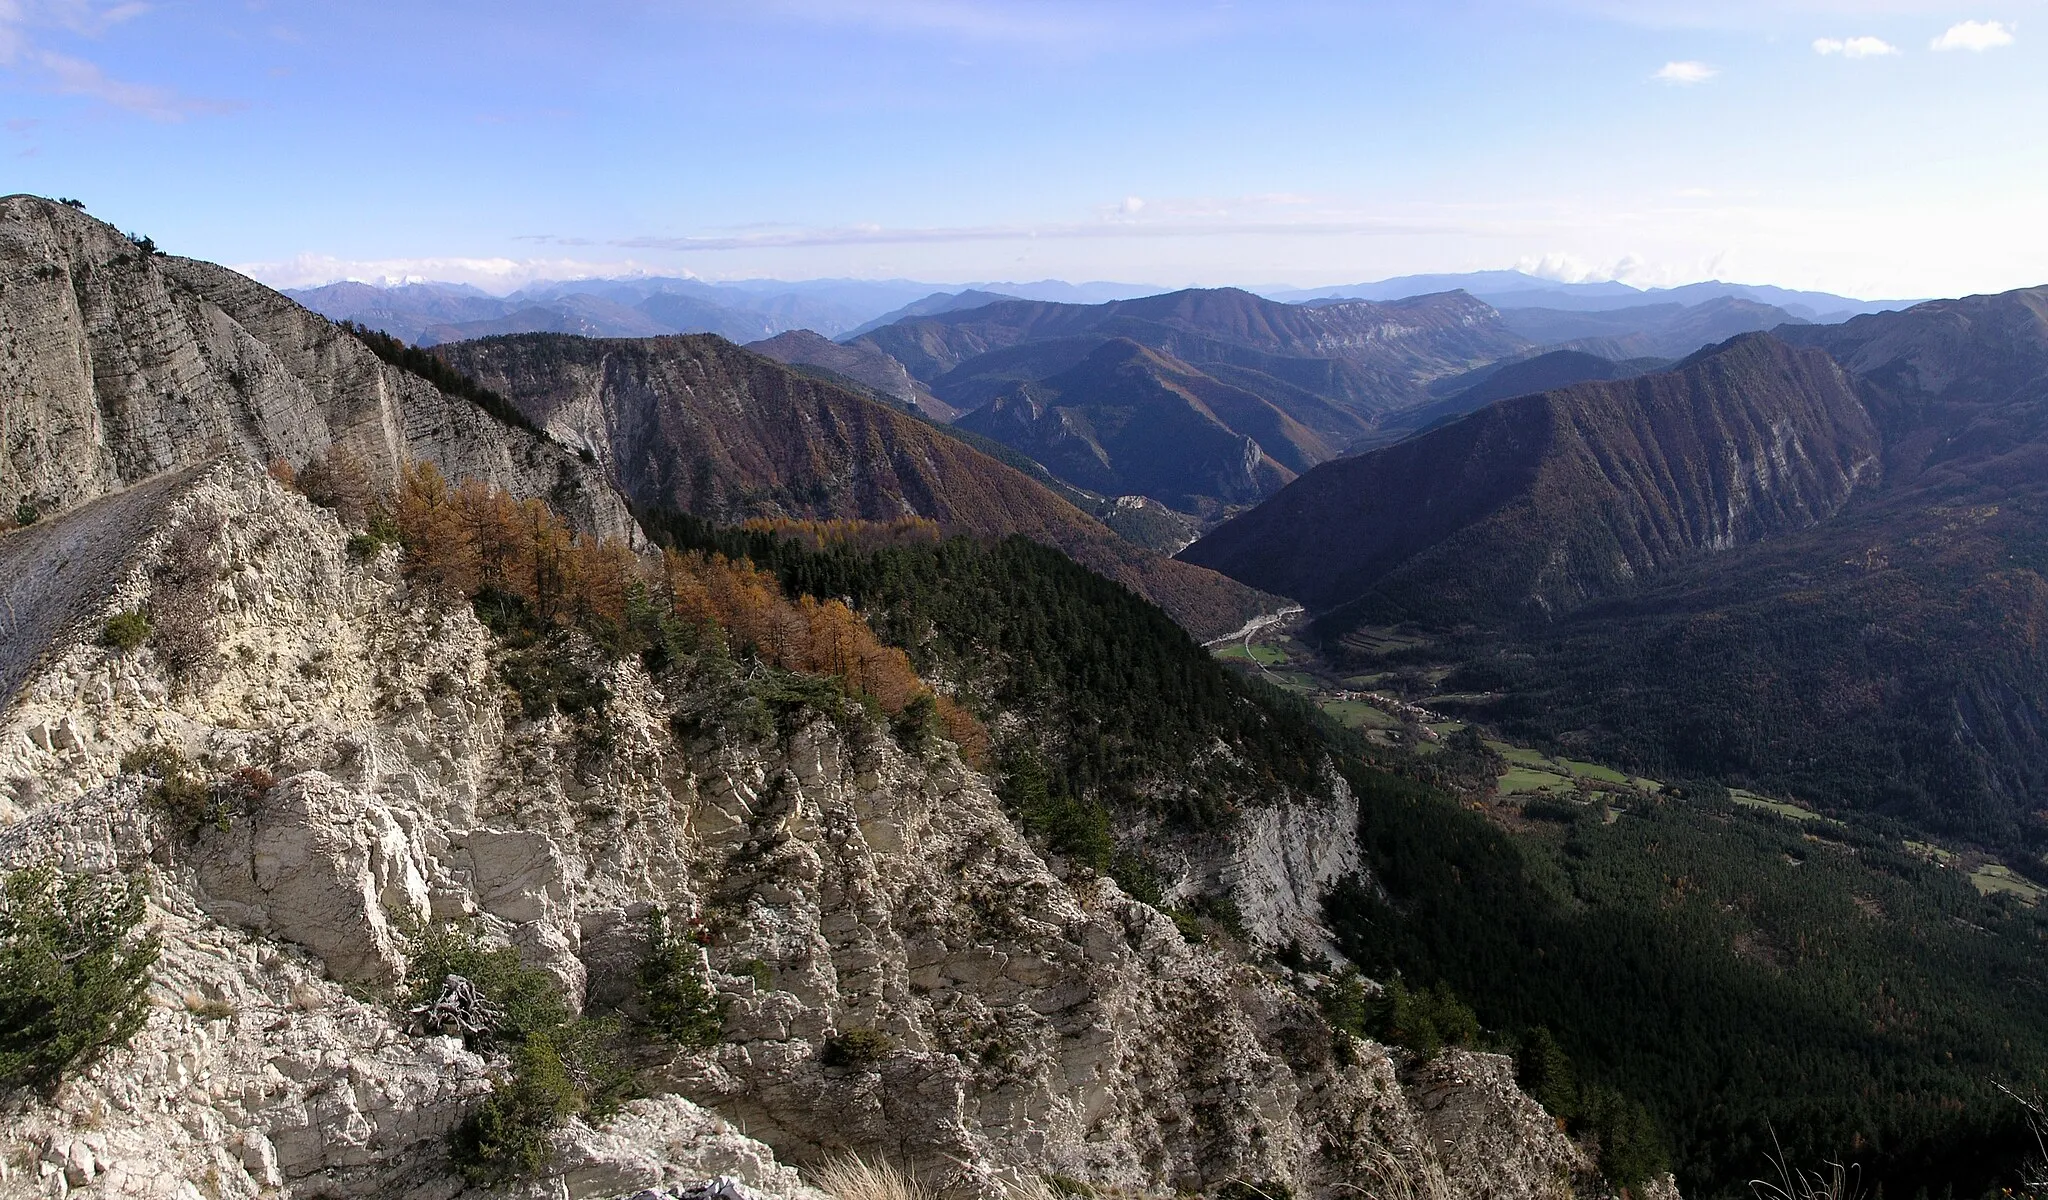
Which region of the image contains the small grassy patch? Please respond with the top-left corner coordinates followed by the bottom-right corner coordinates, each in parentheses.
top-left (1969, 863), bottom-right (2046, 904)
top-left (1493, 744), bottom-right (1556, 768)
top-left (1214, 642), bottom-right (1287, 665)
top-left (1321, 700), bottom-right (1402, 730)
top-left (1729, 789), bottom-right (1822, 822)
top-left (1501, 767), bottom-right (1575, 796)
top-left (1559, 758), bottom-right (1633, 786)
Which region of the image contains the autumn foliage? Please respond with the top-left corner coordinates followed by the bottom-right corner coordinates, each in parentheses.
top-left (364, 463), bottom-right (984, 759)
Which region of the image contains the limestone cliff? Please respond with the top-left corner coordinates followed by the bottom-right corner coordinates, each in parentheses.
top-left (0, 195), bottom-right (630, 540)
top-left (0, 464), bottom-right (1606, 1200)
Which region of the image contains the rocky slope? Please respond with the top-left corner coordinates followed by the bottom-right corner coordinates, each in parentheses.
top-left (745, 330), bottom-right (951, 419)
top-left (0, 463), bottom-right (1601, 1200)
top-left (956, 340), bottom-right (1321, 512)
top-left (1181, 334), bottom-right (1880, 623)
top-left (850, 288), bottom-right (1529, 424)
top-left (431, 333), bottom-right (1276, 639)
top-left (0, 195), bottom-right (631, 541)
top-left (1495, 297), bottom-right (1810, 361)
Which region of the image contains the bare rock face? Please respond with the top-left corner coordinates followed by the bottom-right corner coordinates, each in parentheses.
top-left (0, 464), bottom-right (1606, 1200)
top-left (0, 194), bottom-right (633, 540)
top-left (192, 771), bottom-right (432, 985)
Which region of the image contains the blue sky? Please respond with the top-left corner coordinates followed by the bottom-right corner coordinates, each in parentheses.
top-left (2, 0), bottom-right (2042, 298)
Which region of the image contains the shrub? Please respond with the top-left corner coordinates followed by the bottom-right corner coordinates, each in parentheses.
top-left (402, 924), bottom-right (568, 1049)
top-left (448, 1032), bottom-right (580, 1185)
top-left (413, 924), bottom-right (634, 1185)
top-left (1517, 1026), bottom-right (1578, 1121)
top-left (1320, 968), bottom-right (1373, 1039)
top-left (1003, 752), bottom-right (1113, 872)
top-left (890, 692), bottom-right (940, 751)
top-left (0, 864), bottom-right (159, 1094)
top-left (498, 640), bottom-right (609, 722)
top-left (100, 610), bottom-right (152, 651)
top-left (124, 744), bottom-right (227, 835)
top-left (13, 500), bottom-right (38, 527)
top-left (636, 908), bottom-right (725, 1048)
top-left (1581, 1084), bottom-right (1668, 1190)
top-left (148, 513), bottom-right (224, 681)
top-left (295, 447), bottom-right (378, 528)
top-left (1371, 977), bottom-right (1481, 1058)
top-left (821, 1025), bottom-right (895, 1068)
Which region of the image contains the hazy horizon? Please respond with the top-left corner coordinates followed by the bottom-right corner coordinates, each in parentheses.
top-left (263, 266), bottom-right (1923, 306)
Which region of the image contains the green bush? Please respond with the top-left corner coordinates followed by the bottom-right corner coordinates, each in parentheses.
top-left (0, 865), bottom-right (159, 1094)
top-left (403, 924), bottom-right (568, 1048)
top-left (497, 637), bottom-right (608, 722)
top-left (636, 909), bottom-right (725, 1048)
top-left (12, 500), bottom-right (38, 527)
top-left (1371, 977), bottom-right (1481, 1058)
top-left (820, 1026), bottom-right (894, 1068)
top-left (1581, 1084), bottom-right (1669, 1189)
top-left (1003, 752), bottom-right (1113, 871)
top-left (100, 610), bottom-right (152, 651)
top-left (449, 1032), bottom-right (580, 1185)
top-left (413, 925), bottom-right (634, 1185)
top-left (123, 744), bottom-right (229, 835)
top-left (1516, 1026), bottom-right (1578, 1121)
top-left (890, 692), bottom-right (940, 751)
top-left (1320, 968), bottom-right (1373, 1039)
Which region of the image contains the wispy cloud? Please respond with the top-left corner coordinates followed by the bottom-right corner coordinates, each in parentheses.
top-left (1930, 19), bottom-right (2016, 49)
top-left (739, 0), bottom-right (1237, 54)
top-left (38, 49), bottom-right (239, 119)
top-left (0, 0), bottom-right (237, 119)
top-left (1654, 60), bottom-right (1719, 83)
top-left (1814, 35), bottom-right (1902, 56)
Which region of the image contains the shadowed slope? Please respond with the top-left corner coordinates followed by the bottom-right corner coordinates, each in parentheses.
top-left (434, 333), bottom-right (1279, 637)
top-left (1181, 334), bottom-right (1879, 623)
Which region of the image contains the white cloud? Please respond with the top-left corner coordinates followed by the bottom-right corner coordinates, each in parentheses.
top-left (1813, 35), bottom-right (1902, 56)
top-left (234, 253), bottom-right (677, 294)
top-left (1654, 59), bottom-right (1719, 83)
top-left (1930, 19), bottom-right (2015, 49)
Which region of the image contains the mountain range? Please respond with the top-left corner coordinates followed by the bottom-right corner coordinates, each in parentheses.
top-left (283, 277), bottom-right (1167, 347)
top-left (1269, 270), bottom-right (1914, 322)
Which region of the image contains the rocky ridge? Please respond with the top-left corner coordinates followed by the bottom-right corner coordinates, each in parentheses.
top-left (0, 195), bottom-right (630, 540)
top-left (0, 464), bottom-right (1603, 1200)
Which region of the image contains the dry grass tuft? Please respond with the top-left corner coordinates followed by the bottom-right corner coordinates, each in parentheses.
top-left (809, 1155), bottom-right (932, 1200)
top-left (1352, 1144), bottom-right (1453, 1200)
top-left (1749, 1132), bottom-right (1863, 1200)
